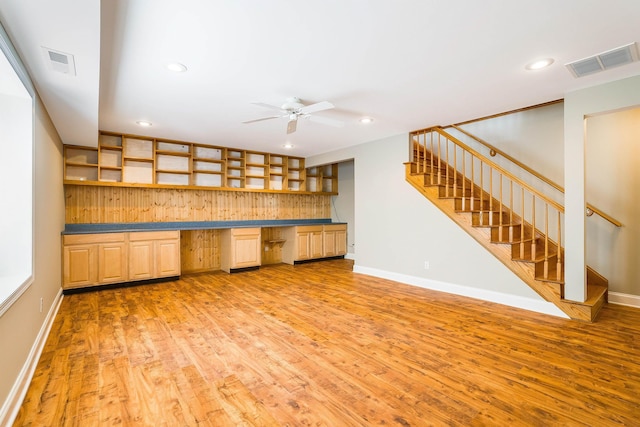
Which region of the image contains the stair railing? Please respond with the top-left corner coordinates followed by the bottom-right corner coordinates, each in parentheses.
top-left (410, 127), bottom-right (564, 281)
top-left (447, 124), bottom-right (622, 228)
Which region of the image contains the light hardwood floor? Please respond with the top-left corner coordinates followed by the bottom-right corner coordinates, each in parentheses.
top-left (14, 259), bottom-right (640, 426)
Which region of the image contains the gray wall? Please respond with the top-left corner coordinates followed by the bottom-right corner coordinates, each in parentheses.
top-left (309, 132), bottom-right (559, 316)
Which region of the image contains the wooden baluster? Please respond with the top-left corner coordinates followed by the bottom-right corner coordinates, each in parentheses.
top-left (436, 133), bottom-right (442, 186)
top-left (429, 131), bottom-right (435, 185)
top-left (517, 187), bottom-right (524, 244)
top-left (461, 152), bottom-right (467, 211)
top-left (489, 168), bottom-right (494, 226)
top-left (557, 211), bottom-right (562, 281)
top-left (479, 161), bottom-right (484, 215)
top-left (445, 137), bottom-right (450, 197)
top-left (470, 156), bottom-right (475, 211)
top-left (452, 143), bottom-right (458, 198)
top-left (498, 173), bottom-right (504, 241)
top-left (509, 180), bottom-right (513, 229)
top-left (422, 131), bottom-right (427, 175)
top-left (544, 204), bottom-right (549, 279)
top-left (531, 196), bottom-right (536, 262)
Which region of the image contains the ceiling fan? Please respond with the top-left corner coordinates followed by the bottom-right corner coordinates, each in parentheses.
top-left (243, 97), bottom-right (344, 134)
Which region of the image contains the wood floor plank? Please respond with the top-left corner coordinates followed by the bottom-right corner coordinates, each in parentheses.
top-left (13, 259), bottom-right (640, 426)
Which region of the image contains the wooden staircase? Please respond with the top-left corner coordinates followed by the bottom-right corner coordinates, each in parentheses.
top-left (405, 127), bottom-right (607, 322)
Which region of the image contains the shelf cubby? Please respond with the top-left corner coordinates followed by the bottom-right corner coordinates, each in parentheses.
top-left (63, 131), bottom-right (339, 194)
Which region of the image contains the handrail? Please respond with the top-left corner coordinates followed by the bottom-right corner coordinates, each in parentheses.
top-left (442, 125), bottom-right (622, 228)
top-left (425, 127), bottom-right (565, 213)
top-left (448, 125), bottom-right (564, 193)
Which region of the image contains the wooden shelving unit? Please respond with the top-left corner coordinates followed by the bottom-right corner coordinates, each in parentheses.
top-left (63, 131), bottom-right (338, 195)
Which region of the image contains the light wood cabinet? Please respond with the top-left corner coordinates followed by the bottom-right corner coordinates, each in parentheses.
top-left (98, 241), bottom-right (128, 283)
top-left (63, 233), bottom-right (127, 290)
top-left (62, 230), bottom-right (180, 290)
top-left (63, 131), bottom-right (338, 194)
top-left (282, 224), bottom-right (345, 264)
top-left (220, 228), bottom-right (262, 272)
top-left (323, 224), bottom-right (347, 257)
top-left (63, 243), bottom-right (97, 288)
top-left (129, 231), bottom-right (181, 279)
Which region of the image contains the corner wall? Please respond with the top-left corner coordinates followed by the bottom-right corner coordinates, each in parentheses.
top-left (564, 74), bottom-right (640, 301)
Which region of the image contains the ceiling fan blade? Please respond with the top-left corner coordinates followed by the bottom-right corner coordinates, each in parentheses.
top-left (242, 115), bottom-right (282, 124)
top-left (307, 114), bottom-right (344, 128)
top-left (286, 117), bottom-right (297, 134)
top-left (251, 102), bottom-right (285, 112)
top-left (299, 101), bottom-right (334, 114)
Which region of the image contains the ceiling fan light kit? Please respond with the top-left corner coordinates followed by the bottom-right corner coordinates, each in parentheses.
top-left (243, 97), bottom-right (344, 134)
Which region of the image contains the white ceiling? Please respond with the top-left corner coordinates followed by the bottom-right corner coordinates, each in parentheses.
top-left (1, 0), bottom-right (640, 157)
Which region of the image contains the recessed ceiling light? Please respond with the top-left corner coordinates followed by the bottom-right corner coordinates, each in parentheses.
top-left (360, 117), bottom-right (374, 124)
top-left (136, 120), bottom-right (152, 127)
top-left (525, 58), bottom-right (554, 70)
top-left (282, 143), bottom-right (294, 149)
top-left (166, 62), bottom-right (187, 72)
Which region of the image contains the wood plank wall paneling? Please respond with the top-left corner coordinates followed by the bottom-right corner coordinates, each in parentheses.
top-left (261, 227), bottom-right (285, 265)
top-left (180, 230), bottom-right (220, 273)
top-left (64, 185), bottom-right (332, 224)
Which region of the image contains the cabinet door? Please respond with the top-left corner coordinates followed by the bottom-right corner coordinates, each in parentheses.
top-left (63, 244), bottom-right (97, 288)
top-left (310, 231), bottom-right (324, 259)
top-left (323, 230), bottom-right (336, 257)
top-left (295, 232), bottom-right (311, 260)
top-left (98, 242), bottom-right (128, 284)
top-left (335, 229), bottom-right (347, 255)
top-left (155, 239), bottom-right (181, 277)
top-left (231, 231), bottom-right (261, 268)
top-left (129, 240), bottom-right (155, 280)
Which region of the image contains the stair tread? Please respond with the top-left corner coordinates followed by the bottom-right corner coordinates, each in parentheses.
top-left (584, 284), bottom-right (607, 306)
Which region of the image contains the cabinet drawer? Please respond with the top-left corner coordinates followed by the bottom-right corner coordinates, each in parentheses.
top-left (295, 225), bottom-right (323, 233)
top-left (63, 233), bottom-right (125, 245)
top-left (323, 224), bottom-right (346, 232)
top-left (129, 230), bottom-right (180, 241)
top-left (231, 227), bottom-right (261, 237)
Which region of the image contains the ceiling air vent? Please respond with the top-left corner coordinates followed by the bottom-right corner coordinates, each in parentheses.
top-left (565, 42), bottom-right (639, 78)
top-left (41, 47), bottom-right (76, 76)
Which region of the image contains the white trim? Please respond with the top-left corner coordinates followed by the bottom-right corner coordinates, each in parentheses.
top-left (344, 252), bottom-right (355, 260)
top-left (353, 264), bottom-right (569, 318)
top-left (609, 292), bottom-right (640, 308)
top-left (0, 289), bottom-right (63, 427)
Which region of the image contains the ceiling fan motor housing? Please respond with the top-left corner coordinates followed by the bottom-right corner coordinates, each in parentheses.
top-left (281, 97), bottom-right (304, 111)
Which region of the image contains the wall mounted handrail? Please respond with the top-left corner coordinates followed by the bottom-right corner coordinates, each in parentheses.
top-left (425, 127), bottom-right (565, 213)
top-left (443, 125), bottom-right (622, 228)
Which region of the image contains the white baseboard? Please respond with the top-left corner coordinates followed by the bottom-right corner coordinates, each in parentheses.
top-left (0, 288), bottom-right (64, 427)
top-left (353, 265), bottom-right (569, 318)
top-left (609, 292), bottom-right (640, 308)
top-left (345, 252), bottom-right (355, 260)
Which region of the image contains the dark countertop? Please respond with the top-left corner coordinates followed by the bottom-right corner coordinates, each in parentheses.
top-left (63, 219), bottom-right (342, 234)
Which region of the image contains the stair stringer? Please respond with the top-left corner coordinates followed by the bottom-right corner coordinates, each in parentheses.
top-left (405, 163), bottom-right (606, 321)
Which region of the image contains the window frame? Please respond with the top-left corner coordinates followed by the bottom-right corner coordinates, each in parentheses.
top-left (0, 21), bottom-right (36, 317)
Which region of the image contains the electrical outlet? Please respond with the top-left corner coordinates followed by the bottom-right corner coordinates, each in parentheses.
top-left (424, 261), bottom-right (430, 270)
top-left (39, 297), bottom-right (43, 313)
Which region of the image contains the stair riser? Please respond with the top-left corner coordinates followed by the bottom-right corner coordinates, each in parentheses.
top-left (472, 211), bottom-right (510, 227)
top-left (490, 225), bottom-right (536, 243)
top-left (455, 198), bottom-right (492, 212)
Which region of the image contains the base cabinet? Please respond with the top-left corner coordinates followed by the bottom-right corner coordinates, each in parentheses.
top-left (220, 228), bottom-right (261, 272)
top-left (128, 231), bottom-right (181, 280)
top-left (282, 224), bottom-right (347, 264)
top-left (323, 224), bottom-right (347, 257)
top-left (63, 233), bottom-right (127, 290)
top-left (62, 230), bottom-right (180, 290)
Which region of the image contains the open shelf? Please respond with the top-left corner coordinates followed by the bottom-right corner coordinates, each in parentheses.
top-left (63, 131), bottom-right (339, 194)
